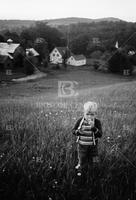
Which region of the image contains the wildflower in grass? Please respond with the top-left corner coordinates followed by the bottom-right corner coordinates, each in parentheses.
top-left (49, 166), bottom-right (53, 169)
top-left (2, 168), bottom-right (6, 173)
top-left (117, 135), bottom-right (121, 139)
top-left (54, 180), bottom-right (58, 185)
top-left (48, 197), bottom-right (52, 200)
top-left (107, 136), bottom-right (111, 143)
top-left (32, 156), bottom-right (35, 160)
top-left (51, 179), bottom-right (58, 189)
top-left (0, 153), bottom-right (4, 158)
top-left (77, 172), bottom-right (82, 176)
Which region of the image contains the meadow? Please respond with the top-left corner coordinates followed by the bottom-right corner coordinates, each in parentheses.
top-left (0, 68), bottom-right (136, 200)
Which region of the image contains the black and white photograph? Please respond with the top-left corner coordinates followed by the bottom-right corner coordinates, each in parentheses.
top-left (0, 0), bottom-right (136, 199)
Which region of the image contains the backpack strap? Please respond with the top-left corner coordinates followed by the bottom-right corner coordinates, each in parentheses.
top-left (78, 117), bottom-right (84, 130)
top-left (76, 117), bottom-right (84, 143)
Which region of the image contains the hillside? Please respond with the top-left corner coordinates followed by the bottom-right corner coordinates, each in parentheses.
top-left (45, 17), bottom-right (122, 27)
top-left (0, 19), bottom-right (36, 32)
top-left (0, 17), bottom-right (122, 31)
top-left (0, 68), bottom-right (136, 199)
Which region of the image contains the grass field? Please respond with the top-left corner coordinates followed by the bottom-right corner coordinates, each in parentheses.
top-left (0, 68), bottom-right (136, 200)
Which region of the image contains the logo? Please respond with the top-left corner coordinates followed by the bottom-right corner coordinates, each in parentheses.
top-left (58, 81), bottom-right (78, 97)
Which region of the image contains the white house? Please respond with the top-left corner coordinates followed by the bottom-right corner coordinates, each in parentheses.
top-left (50, 47), bottom-right (68, 64)
top-left (67, 54), bottom-right (86, 66)
top-left (0, 39), bottom-right (20, 58)
top-left (0, 39), bottom-right (20, 74)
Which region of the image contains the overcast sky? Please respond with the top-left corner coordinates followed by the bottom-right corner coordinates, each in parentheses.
top-left (0, 0), bottom-right (135, 22)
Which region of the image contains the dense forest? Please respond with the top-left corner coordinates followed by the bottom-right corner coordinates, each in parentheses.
top-left (58, 21), bottom-right (136, 55)
top-left (1, 20), bottom-right (136, 55)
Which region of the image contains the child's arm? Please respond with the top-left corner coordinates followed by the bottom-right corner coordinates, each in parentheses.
top-left (91, 119), bottom-right (103, 138)
top-left (72, 117), bottom-right (82, 136)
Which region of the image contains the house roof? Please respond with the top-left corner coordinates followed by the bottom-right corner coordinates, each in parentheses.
top-left (26, 48), bottom-right (39, 56)
top-left (55, 47), bottom-right (68, 56)
top-left (0, 42), bottom-right (20, 54)
top-left (71, 54), bottom-right (86, 61)
top-left (0, 49), bottom-right (13, 59)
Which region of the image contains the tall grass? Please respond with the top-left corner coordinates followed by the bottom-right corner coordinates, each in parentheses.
top-left (0, 81), bottom-right (136, 200)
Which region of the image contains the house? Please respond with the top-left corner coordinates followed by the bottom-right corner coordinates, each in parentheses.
top-left (26, 48), bottom-right (39, 57)
top-left (0, 39), bottom-right (20, 72)
top-left (50, 47), bottom-right (68, 64)
top-left (0, 39), bottom-right (20, 56)
top-left (67, 54), bottom-right (86, 66)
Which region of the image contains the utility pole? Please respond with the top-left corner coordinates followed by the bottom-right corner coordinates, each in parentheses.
top-left (64, 25), bottom-right (70, 69)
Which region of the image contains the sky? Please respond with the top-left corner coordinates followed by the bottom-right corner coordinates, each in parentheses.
top-left (0, 0), bottom-right (135, 22)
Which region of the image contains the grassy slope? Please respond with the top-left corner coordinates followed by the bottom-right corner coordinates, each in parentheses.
top-left (0, 70), bottom-right (136, 200)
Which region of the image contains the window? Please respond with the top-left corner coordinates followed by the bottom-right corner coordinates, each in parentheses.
top-left (53, 54), bottom-right (55, 56)
top-left (57, 54), bottom-right (59, 57)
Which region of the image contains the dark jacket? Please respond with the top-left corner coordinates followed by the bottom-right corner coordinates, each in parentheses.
top-left (72, 117), bottom-right (102, 140)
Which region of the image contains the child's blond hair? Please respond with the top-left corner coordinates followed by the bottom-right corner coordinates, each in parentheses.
top-left (84, 101), bottom-right (98, 114)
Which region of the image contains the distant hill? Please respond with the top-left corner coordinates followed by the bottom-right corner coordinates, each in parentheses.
top-left (0, 17), bottom-right (123, 32)
top-left (0, 20), bottom-right (36, 32)
top-left (44, 17), bottom-right (122, 27)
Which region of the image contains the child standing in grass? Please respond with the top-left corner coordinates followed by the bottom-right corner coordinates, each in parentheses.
top-left (72, 101), bottom-right (102, 175)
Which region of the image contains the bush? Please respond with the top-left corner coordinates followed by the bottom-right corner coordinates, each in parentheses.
top-left (108, 51), bottom-right (130, 74)
top-left (90, 50), bottom-right (103, 59)
top-left (93, 60), bottom-right (99, 70)
top-left (101, 51), bottom-right (111, 61)
top-left (42, 59), bottom-right (48, 68)
top-left (23, 57), bottom-right (35, 75)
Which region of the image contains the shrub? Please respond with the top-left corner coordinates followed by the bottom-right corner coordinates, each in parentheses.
top-left (93, 60), bottom-right (99, 70)
top-left (108, 51), bottom-right (131, 74)
top-left (90, 50), bottom-right (103, 59)
top-left (42, 59), bottom-right (48, 68)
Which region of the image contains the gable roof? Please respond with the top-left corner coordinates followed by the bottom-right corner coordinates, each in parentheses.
top-left (55, 47), bottom-right (68, 56)
top-left (0, 42), bottom-right (20, 54)
top-left (0, 49), bottom-right (13, 59)
top-left (71, 54), bottom-right (86, 61)
top-left (26, 48), bottom-right (39, 56)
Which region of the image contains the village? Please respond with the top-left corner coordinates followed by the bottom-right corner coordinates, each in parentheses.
top-left (0, 36), bottom-right (136, 84)
top-left (0, 37), bottom-right (91, 82)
